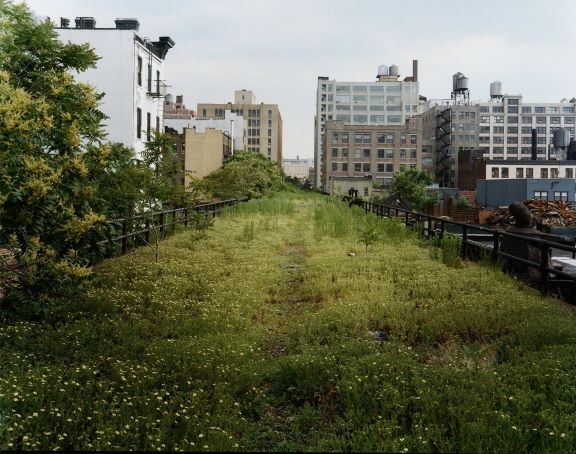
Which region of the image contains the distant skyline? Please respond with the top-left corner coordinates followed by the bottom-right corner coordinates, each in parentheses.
top-left (24, 0), bottom-right (576, 159)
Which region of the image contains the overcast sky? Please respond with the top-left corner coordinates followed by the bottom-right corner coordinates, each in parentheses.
top-left (24, 0), bottom-right (576, 159)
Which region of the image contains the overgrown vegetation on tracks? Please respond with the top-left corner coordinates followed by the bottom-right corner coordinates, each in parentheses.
top-left (1, 191), bottom-right (575, 452)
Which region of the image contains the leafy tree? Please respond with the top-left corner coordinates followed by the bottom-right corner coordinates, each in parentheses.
top-left (0, 1), bottom-right (109, 308)
top-left (200, 151), bottom-right (284, 199)
top-left (391, 168), bottom-right (438, 211)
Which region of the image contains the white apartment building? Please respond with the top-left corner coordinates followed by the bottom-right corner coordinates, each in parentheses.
top-left (314, 60), bottom-right (423, 189)
top-left (55, 17), bottom-right (174, 158)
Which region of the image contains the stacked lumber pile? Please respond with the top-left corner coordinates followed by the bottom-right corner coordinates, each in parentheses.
top-left (485, 200), bottom-right (576, 229)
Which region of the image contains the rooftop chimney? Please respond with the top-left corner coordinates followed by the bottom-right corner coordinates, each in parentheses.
top-left (75, 17), bottom-right (96, 29)
top-left (115, 18), bottom-right (140, 31)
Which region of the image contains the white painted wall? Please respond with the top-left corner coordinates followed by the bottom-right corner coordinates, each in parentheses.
top-left (56, 28), bottom-right (166, 158)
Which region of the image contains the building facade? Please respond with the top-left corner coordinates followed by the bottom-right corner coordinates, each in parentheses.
top-left (55, 17), bottom-right (174, 158)
top-left (477, 160), bottom-right (576, 207)
top-left (197, 90), bottom-right (283, 162)
top-left (322, 117), bottom-right (428, 192)
top-left (421, 86), bottom-right (576, 189)
top-left (164, 94), bottom-right (196, 133)
top-left (314, 61), bottom-right (424, 189)
top-left (282, 157), bottom-right (314, 181)
top-left (183, 128), bottom-right (232, 184)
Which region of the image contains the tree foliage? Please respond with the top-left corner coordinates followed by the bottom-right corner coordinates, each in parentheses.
top-left (391, 168), bottom-right (438, 210)
top-left (0, 1), bottom-right (109, 307)
top-left (200, 151), bottom-right (284, 199)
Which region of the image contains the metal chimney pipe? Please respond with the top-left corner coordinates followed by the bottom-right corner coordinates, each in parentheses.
top-left (531, 128), bottom-right (537, 160)
top-left (412, 60), bottom-right (418, 82)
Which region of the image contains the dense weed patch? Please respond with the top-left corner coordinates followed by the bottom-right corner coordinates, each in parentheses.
top-left (1, 192), bottom-right (576, 451)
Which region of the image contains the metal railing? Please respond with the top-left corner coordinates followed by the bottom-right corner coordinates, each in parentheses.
top-left (353, 200), bottom-right (576, 302)
top-left (96, 198), bottom-right (245, 258)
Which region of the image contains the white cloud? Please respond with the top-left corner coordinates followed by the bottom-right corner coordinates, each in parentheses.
top-left (22, 0), bottom-right (576, 158)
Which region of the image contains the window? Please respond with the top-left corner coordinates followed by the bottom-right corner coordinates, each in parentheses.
top-left (540, 168), bottom-right (548, 178)
top-left (331, 162), bottom-right (338, 171)
top-left (354, 163), bottom-right (361, 172)
top-left (377, 133), bottom-right (385, 143)
top-left (565, 117), bottom-right (575, 124)
top-left (521, 127), bottom-right (532, 134)
top-left (147, 64), bottom-right (152, 92)
top-left (410, 149), bottom-right (417, 159)
top-left (563, 107), bottom-right (574, 114)
top-left (522, 106), bottom-right (532, 113)
top-left (554, 191), bottom-right (568, 201)
top-left (410, 135), bottom-right (417, 144)
top-left (146, 112), bottom-right (151, 141)
top-left (377, 149), bottom-right (385, 159)
top-left (551, 168), bottom-right (559, 178)
top-left (507, 116), bottom-right (518, 123)
top-left (516, 168), bottom-right (524, 178)
top-left (137, 56), bottom-right (142, 86)
top-left (492, 106), bottom-right (504, 113)
top-left (363, 149), bottom-right (371, 158)
top-left (507, 106), bottom-right (518, 113)
top-left (501, 167), bottom-right (509, 178)
top-left (342, 147), bottom-right (349, 157)
top-left (377, 163), bottom-right (384, 172)
top-left (548, 106), bottom-right (560, 113)
top-left (536, 116), bottom-right (546, 124)
top-left (526, 168), bottom-right (533, 178)
top-left (522, 117), bottom-right (532, 124)
top-left (336, 85), bottom-right (350, 92)
top-left (331, 148), bottom-right (338, 157)
top-left (566, 168), bottom-right (574, 179)
top-left (494, 116), bottom-right (504, 123)
top-left (332, 133), bottom-right (338, 144)
top-left (535, 106), bottom-right (545, 113)
top-left (386, 133), bottom-right (394, 144)
top-left (342, 133), bottom-right (349, 143)
top-left (363, 133), bottom-right (371, 143)
top-left (400, 134), bottom-right (407, 144)
top-left (479, 126), bottom-right (490, 134)
top-left (534, 191), bottom-right (548, 200)
top-left (550, 117), bottom-right (561, 124)
top-left (536, 127), bottom-right (546, 135)
top-left (507, 98), bottom-right (519, 105)
top-left (507, 137), bottom-right (518, 144)
top-left (385, 149), bottom-right (394, 158)
top-left (354, 148), bottom-right (361, 158)
top-left (136, 108), bottom-right (142, 139)
top-left (354, 133), bottom-right (362, 143)
top-left (493, 126), bottom-right (504, 133)
top-left (386, 164), bottom-right (394, 172)
top-left (362, 163), bottom-right (371, 172)
top-left (491, 167), bottom-right (500, 178)
top-left (342, 163), bottom-right (348, 172)
top-left (493, 137), bottom-right (504, 144)
top-left (507, 127), bottom-right (518, 134)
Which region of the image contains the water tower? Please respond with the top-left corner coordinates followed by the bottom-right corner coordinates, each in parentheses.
top-left (490, 81), bottom-right (503, 100)
top-left (451, 72), bottom-right (470, 105)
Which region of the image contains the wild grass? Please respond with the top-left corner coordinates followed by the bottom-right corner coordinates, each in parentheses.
top-left (1, 191), bottom-right (576, 451)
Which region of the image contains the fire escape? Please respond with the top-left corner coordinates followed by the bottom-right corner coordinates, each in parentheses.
top-left (435, 107), bottom-right (452, 187)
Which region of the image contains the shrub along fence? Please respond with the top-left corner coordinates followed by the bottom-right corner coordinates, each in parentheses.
top-left (353, 199), bottom-right (576, 304)
top-left (94, 198), bottom-right (247, 260)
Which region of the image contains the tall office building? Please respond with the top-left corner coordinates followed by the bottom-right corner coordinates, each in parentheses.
top-left (197, 90), bottom-right (283, 162)
top-left (421, 80), bottom-right (576, 189)
top-left (314, 60), bottom-right (424, 190)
